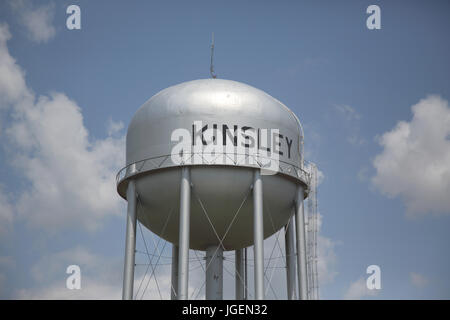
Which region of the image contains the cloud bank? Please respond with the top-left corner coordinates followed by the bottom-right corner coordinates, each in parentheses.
top-left (372, 95), bottom-right (450, 217)
top-left (9, 0), bottom-right (56, 43)
top-left (343, 277), bottom-right (379, 300)
top-left (0, 23), bottom-right (125, 233)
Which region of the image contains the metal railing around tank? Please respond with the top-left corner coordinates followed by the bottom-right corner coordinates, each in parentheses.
top-left (116, 152), bottom-right (312, 189)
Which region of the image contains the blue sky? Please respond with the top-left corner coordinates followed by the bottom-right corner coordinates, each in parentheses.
top-left (0, 0), bottom-right (449, 299)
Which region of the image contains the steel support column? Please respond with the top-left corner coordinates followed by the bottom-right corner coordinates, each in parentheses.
top-left (177, 167), bottom-right (191, 300)
top-left (171, 244), bottom-right (179, 300)
top-left (253, 169), bottom-right (264, 300)
top-left (285, 215), bottom-right (297, 300)
top-left (295, 185), bottom-right (308, 300)
top-left (235, 248), bottom-right (245, 300)
top-left (205, 246), bottom-right (223, 300)
top-left (244, 248), bottom-right (248, 300)
top-left (122, 180), bottom-right (137, 300)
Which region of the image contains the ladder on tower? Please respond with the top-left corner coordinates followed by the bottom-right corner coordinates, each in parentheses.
top-left (306, 163), bottom-right (319, 300)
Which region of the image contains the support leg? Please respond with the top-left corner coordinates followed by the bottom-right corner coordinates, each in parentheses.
top-left (285, 215), bottom-right (297, 300)
top-left (205, 246), bottom-right (223, 300)
top-left (235, 249), bottom-right (245, 300)
top-left (244, 247), bottom-right (248, 300)
top-left (295, 186), bottom-right (308, 300)
top-left (171, 245), bottom-right (179, 300)
top-left (253, 169), bottom-right (264, 300)
top-left (177, 167), bottom-right (191, 300)
top-left (122, 180), bottom-right (137, 300)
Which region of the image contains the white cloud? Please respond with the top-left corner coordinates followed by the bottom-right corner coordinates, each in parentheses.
top-left (334, 104), bottom-right (366, 146)
top-left (9, 94), bottom-right (125, 231)
top-left (305, 162), bottom-right (324, 186)
top-left (29, 246), bottom-right (108, 284)
top-left (17, 281), bottom-right (121, 300)
top-left (9, 0), bottom-right (56, 43)
top-left (348, 134), bottom-right (366, 146)
top-left (17, 271), bottom-right (176, 300)
top-left (0, 23), bottom-right (125, 232)
top-left (410, 272), bottom-right (429, 288)
top-left (0, 256), bottom-right (15, 270)
top-left (343, 277), bottom-right (379, 300)
top-left (317, 233), bottom-right (338, 285)
top-left (15, 245), bottom-right (201, 300)
top-left (372, 95), bottom-right (450, 217)
top-left (0, 256), bottom-right (15, 298)
top-left (107, 118), bottom-right (124, 136)
top-left (334, 104), bottom-right (361, 121)
top-left (0, 24), bottom-right (31, 107)
top-left (0, 185), bottom-right (14, 237)
top-left (303, 124), bottom-right (322, 165)
top-left (16, 246), bottom-right (123, 299)
top-left (0, 273), bottom-right (7, 298)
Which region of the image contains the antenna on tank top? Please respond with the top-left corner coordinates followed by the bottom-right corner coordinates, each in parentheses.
top-left (210, 32), bottom-right (217, 79)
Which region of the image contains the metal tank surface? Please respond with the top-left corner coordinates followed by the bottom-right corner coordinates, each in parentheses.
top-left (118, 78), bottom-right (314, 300)
top-left (117, 79), bottom-right (308, 251)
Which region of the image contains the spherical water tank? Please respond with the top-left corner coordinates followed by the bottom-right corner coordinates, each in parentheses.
top-left (117, 79), bottom-right (308, 251)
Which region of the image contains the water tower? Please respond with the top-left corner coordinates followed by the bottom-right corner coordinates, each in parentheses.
top-left (116, 79), bottom-right (314, 300)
